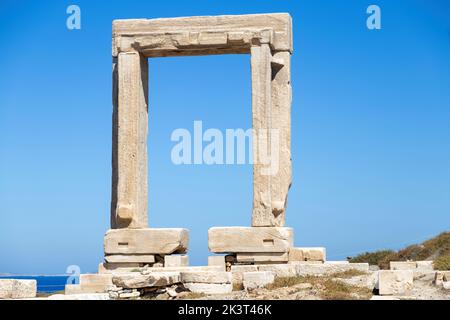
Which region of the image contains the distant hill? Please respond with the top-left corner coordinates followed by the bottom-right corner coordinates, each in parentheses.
top-left (349, 231), bottom-right (450, 270)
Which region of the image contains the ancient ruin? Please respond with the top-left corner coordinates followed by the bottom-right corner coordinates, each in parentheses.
top-left (103, 13), bottom-right (297, 269)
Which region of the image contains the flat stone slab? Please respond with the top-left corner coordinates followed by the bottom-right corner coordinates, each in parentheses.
top-left (143, 266), bottom-right (224, 273)
top-left (112, 272), bottom-right (181, 288)
top-left (99, 262), bottom-right (142, 274)
top-left (104, 228), bottom-right (189, 255)
top-left (243, 271), bottom-right (275, 291)
top-left (289, 247), bottom-right (326, 262)
top-left (180, 271), bottom-right (232, 284)
top-left (208, 227), bottom-right (293, 253)
top-left (164, 255), bottom-right (189, 267)
top-left (184, 283), bottom-right (233, 295)
top-left (434, 271), bottom-right (450, 285)
top-left (390, 261), bottom-right (417, 270)
top-left (67, 274), bottom-right (114, 294)
top-left (378, 270), bottom-right (414, 296)
top-left (48, 293), bottom-right (110, 300)
top-left (105, 254), bottom-right (155, 264)
top-left (208, 256), bottom-right (226, 270)
top-left (0, 279), bottom-right (36, 299)
top-left (416, 261), bottom-right (434, 270)
top-left (236, 252), bottom-right (289, 263)
top-left (230, 263), bottom-right (370, 284)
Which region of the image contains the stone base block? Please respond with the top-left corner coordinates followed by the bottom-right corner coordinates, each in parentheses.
top-left (104, 228), bottom-right (189, 255)
top-left (390, 261), bottom-right (417, 270)
top-left (0, 279), bottom-right (37, 299)
top-left (378, 270), bottom-right (414, 296)
top-left (257, 264), bottom-right (298, 277)
top-left (289, 247), bottom-right (326, 262)
top-left (105, 254), bottom-right (155, 264)
top-left (180, 271), bottom-right (232, 284)
top-left (143, 266), bottom-right (223, 274)
top-left (164, 255), bottom-right (189, 267)
top-left (231, 262), bottom-right (370, 285)
top-left (98, 262), bottom-right (142, 274)
top-left (184, 283), bottom-right (232, 294)
top-left (243, 271), bottom-right (275, 291)
top-left (434, 271), bottom-right (450, 286)
top-left (208, 256), bottom-right (226, 271)
top-left (64, 284), bottom-right (82, 295)
top-left (416, 261), bottom-right (434, 271)
top-left (208, 227), bottom-right (293, 253)
top-left (49, 293), bottom-right (110, 300)
top-left (236, 252), bottom-right (289, 264)
top-left (77, 274), bottom-right (114, 293)
top-left (230, 265), bottom-right (259, 285)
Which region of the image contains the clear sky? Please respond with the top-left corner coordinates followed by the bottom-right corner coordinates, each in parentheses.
top-left (0, 0), bottom-right (449, 274)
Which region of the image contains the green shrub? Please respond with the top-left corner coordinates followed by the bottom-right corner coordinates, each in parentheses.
top-left (434, 253), bottom-right (450, 270)
top-left (349, 250), bottom-right (395, 268)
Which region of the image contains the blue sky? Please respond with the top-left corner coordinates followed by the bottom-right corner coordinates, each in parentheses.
top-left (0, 0), bottom-right (449, 274)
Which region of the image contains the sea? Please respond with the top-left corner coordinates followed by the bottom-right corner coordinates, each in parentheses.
top-left (0, 275), bottom-right (77, 293)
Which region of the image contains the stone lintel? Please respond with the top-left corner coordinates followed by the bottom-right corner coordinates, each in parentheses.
top-left (112, 13), bottom-right (292, 57)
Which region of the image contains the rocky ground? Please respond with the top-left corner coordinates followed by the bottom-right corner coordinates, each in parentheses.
top-left (137, 270), bottom-right (450, 301)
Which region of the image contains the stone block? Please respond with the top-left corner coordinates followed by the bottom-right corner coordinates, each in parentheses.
top-left (184, 283), bottom-right (232, 295)
top-left (98, 262), bottom-right (141, 274)
top-left (378, 270), bottom-right (414, 296)
top-left (119, 291), bottom-right (141, 299)
top-left (112, 272), bottom-right (181, 289)
top-left (112, 13), bottom-right (293, 57)
top-left (243, 271), bottom-right (275, 290)
top-left (390, 261), bottom-right (417, 270)
top-left (208, 227), bottom-right (293, 253)
top-left (230, 265), bottom-right (259, 285)
top-left (141, 266), bottom-right (223, 274)
top-left (236, 252), bottom-right (289, 263)
top-left (208, 256), bottom-right (226, 270)
top-left (0, 279), bottom-right (37, 299)
top-left (289, 247), bottom-right (326, 262)
top-left (180, 272), bottom-right (232, 284)
top-left (105, 254), bottom-right (155, 264)
top-left (257, 264), bottom-right (297, 277)
top-left (416, 261), bottom-right (434, 271)
top-left (64, 284), bottom-right (82, 295)
top-left (104, 228), bottom-right (189, 255)
top-left (288, 260), bottom-right (322, 265)
top-left (48, 293), bottom-right (110, 300)
top-left (164, 255), bottom-right (189, 267)
top-left (79, 274), bottom-right (114, 293)
top-left (434, 271), bottom-right (450, 285)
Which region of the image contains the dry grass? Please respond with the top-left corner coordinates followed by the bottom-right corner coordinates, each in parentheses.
top-left (330, 269), bottom-right (368, 278)
top-left (266, 275), bottom-right (314, 289)
top-left (320, 279), bottom-right (372, 300)
top-left (265, 275), bottom-right (372, 300)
